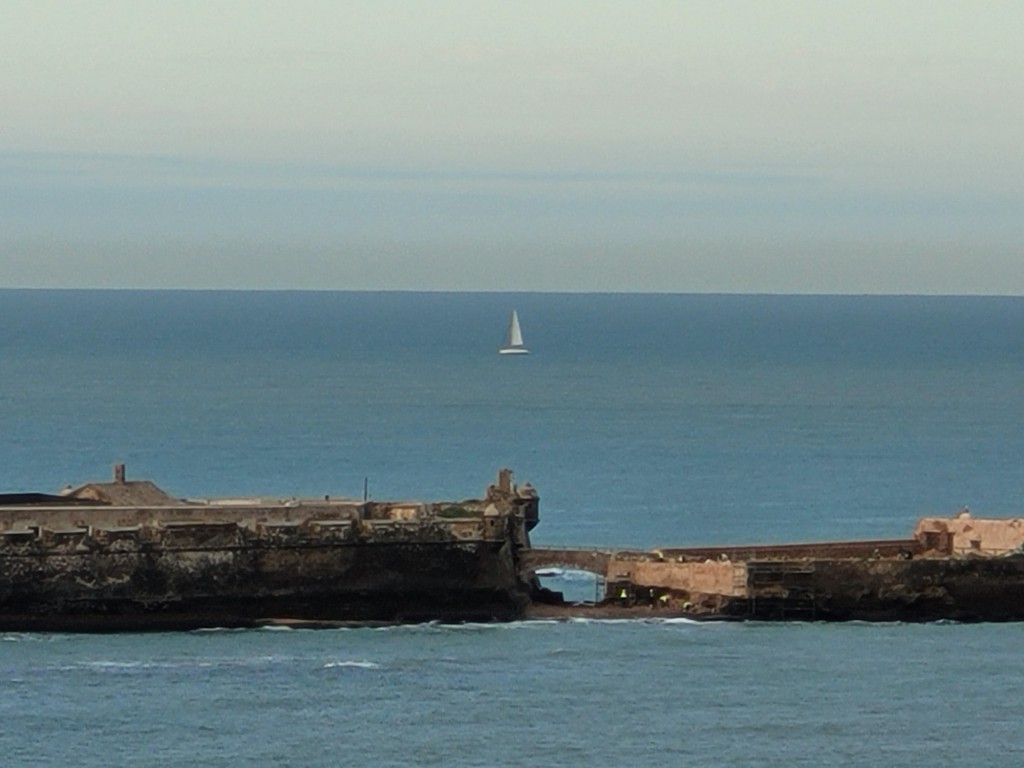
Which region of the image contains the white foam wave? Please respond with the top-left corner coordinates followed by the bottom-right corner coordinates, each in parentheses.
top-left (441, 622), bottom-right (503, 631)
top-left (168, 616), bottom-right (710, 637)
top-left (190, 626), bottom-right (251, 634)
top-left (421, 619), bottom-right (565, 632)
top-left (567, 617), bottom-right (633, 625)
top-left (2, 633), bottom-right (76, 643)
top-left (49, 654), bottom-right (300, 673)
top-left (656, 617), bottom-right (702, 625)
top-left (322, 660), bottom-right (380, 670)
top-left (563, 616), bottom-right (705, 626)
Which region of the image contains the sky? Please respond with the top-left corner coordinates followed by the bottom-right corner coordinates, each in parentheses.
top-left (1, 1), bottom-right (1022, 293)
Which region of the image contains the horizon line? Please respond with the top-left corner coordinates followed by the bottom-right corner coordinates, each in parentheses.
top-left (1, 286), bottom-right (1023, 299)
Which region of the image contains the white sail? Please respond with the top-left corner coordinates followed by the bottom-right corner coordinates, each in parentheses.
top-left (508, 310), bottom-right (524, 347)
top-left (499, 309), bottom-right (529, 355)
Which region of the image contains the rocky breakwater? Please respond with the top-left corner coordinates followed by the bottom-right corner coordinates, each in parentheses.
top-left (0, 465), bottom-right (539, 631)
top-left (525, 511), bottom-right (1024, 622)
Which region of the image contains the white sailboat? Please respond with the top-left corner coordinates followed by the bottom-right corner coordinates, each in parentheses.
top-left (499, 309), bottom-right (529, 355)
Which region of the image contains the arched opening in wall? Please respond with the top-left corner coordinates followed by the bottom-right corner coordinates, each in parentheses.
top-left (533, 567), bottom-right (604, 605)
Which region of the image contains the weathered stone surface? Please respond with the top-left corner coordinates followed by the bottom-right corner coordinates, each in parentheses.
top-left (523, 516), bottom-right (1024, 623)
top-left (9, 467), bottom-right (1024, 627)
top-left (0, 469), bottom-right (537, 631)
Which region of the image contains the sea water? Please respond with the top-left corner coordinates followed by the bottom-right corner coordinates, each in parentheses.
top-left (2, 290), bottom-right (1024, 766)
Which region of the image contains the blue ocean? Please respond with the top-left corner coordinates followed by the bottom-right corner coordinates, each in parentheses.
top-left (2, 290), bottom-right (1024, 766)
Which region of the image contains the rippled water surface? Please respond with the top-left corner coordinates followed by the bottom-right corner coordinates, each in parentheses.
top-left (4, 622), bottom-right (1024, 767)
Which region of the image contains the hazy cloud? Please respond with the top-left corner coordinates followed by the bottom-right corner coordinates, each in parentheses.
top-left (1, 2), bottom-right (1022, 292)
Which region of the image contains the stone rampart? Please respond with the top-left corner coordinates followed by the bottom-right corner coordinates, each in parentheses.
top-left (521, 547), bottom-right (746, 597)
top-left (607, 557), bottom-right (746, 597)
top-left (914, 513), bottom-right (1024, 556)
top-left (657, 538), bottom-right (923, 562)
top-left (0, 499), bottom-right (508, 541)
